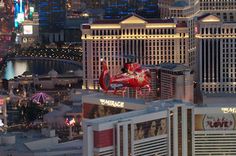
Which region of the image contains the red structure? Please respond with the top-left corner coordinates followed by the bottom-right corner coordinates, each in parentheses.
top-left (99, 60), bottom-right (151, 96)
top-left (94, 129), bottom-right (113, 148)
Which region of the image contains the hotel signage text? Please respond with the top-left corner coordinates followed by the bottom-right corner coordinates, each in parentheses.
top-left (99, 99), bottom-right (124, 108)
top-left (221, 108), bottom-right (236, 114)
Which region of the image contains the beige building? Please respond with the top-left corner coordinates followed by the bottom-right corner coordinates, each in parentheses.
top-left (81, 14), bottom-right (192, 90)
top-left (158, 63), bottom-right (194, 102)
top-left (196, 14), bottom-right (236, 94)
top-left (199, 0), bottom-right (236, 22)
top-left (159, 0), bottom-right (236, 21)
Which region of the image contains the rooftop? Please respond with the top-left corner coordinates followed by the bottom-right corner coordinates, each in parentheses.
top-left (83, 93), bottom-right (146, 105)
top-left (91, 14), bottom-right (174, 25)
top-left (158, 63), bottom-right (191, 72)
top-left (84, 99), bottom-right (191, 125)
top-left (0, 130), bottom-right (83, 155)
top-left (0, 130), bottom-right (52, 153)
top-left (172, 1), bottom-right (189, 7)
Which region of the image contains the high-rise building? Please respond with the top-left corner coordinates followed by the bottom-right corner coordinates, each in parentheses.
top-left (199, 0), bottom-right (236, 22)
top-left (158, 0), bottom-right (174, 19)
top-left (81, 14), bottom-right (192, 90)
top-left (103, 0), bottom-right (160, 19)
top-left (196, 14), bottom-right (236, 94)
top-left (158, 63), bottom-right (194, 102)
top-left (17, 12), bottom-right (40, 47)
top-left (158, 0), bottom-right (200, 89)
top-left (66, 0), bottom-right (81, 12)
top-left (38, 0), bottom-right (66, 32)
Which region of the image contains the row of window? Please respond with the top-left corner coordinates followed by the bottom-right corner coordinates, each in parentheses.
top-left (201, 27), bottom-right (236, 34)
top-left (91, 28), bottom-right (176, 36)
top-left (90, 45), bottom-right (179, 55)
top-left (203, 87), bottom-right (236, 92)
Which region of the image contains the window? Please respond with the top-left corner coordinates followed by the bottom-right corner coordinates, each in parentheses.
top-left (0, 106), bottom-right (2, 114)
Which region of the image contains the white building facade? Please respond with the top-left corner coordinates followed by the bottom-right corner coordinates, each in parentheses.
top-left (83, 99), bottom-right (236, 156)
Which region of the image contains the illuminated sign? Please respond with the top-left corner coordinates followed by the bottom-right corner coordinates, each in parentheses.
top-left (16, 13), bottom-right (25, 23)
top-left (30, 7), bottom-right (34, 13)
top-left (65, 117), bottom-right (75, 126)
top-left (194, 26), bottom-right (198, 34)
top-left (23, 25), bottom-right (33, 35)
top-left (99, 99), bottom-right (124, 108)
top-left (221, 108), bottom-right (236, 113)
top-left (0, 99), bottom-right (4, 105)
top-left (0, 119), bottom-right (3, 127)
top-left (23, 38), bottom-right (28, 43)
top-left (203, 114), bottom-right (234, 130)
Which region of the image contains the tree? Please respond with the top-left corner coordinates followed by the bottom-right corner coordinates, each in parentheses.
top-left (22, 101), bottom-right (48, 123)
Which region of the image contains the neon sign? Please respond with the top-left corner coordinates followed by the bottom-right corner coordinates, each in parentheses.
top-left (23, 25), bottom-right (33, 34)
top-left (221, 108), bottom-right (236, 113)
top-left (203, 114), bottom-right (235, 130)
top-left (14, 0), bottom-right (25, 28)
top-left (0, 119), bottom-right (4, 127)
top-left (99, 99), bottom-right (124, 108)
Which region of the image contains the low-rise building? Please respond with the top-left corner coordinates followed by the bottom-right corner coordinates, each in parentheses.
top-left (83, 99), bottom-right (236, 156)
top-left (8, 69), bottom-right (82, 91)
top-left (0, 129), bottom-right (83, 156)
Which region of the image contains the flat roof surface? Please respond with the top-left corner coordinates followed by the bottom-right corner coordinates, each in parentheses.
top-left (0, 131), bottom-right (83, 155)
top-left (84, 99), bottom-right (191, 124)
top-left (0, 130), bottom-right (48, 153)
top-left (158, 63), bottom-right (191, 72)
top-left (83, 93), bottom-right (146, 105)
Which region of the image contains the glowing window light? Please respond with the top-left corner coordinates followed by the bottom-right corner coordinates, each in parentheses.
top-left (0, 99), bottom-right (4, 105)
top-left (0, 119), bottom-right (4, 127)
top-left (65, 117), bottom-right (76, 126)
top-left (23, 25), bottom-right (33, 34)
top-left (30, 6), bottom-right (34, 13)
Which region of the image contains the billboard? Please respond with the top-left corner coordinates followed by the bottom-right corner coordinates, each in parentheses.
top-left (16, 13), bottom-right (24, 23)
top-left (23, 25), bottom-right (33, 35)
top-left (83, 103), bottom-right (130, 119)
top-left (195, 114), bottom-right (236, 131)
top-left (134, 118), bottom-right (167, 140)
